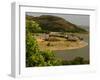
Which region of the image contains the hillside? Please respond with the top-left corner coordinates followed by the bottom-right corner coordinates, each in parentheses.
top-left (26, 15), bottom-right (87, 33)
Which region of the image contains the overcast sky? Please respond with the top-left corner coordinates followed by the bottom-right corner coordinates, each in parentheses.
top-left (26, 12), bottom-right (89, 27)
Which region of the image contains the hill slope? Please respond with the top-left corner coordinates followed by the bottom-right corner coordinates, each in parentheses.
top-left (26, 15), bottom-right (87, 33)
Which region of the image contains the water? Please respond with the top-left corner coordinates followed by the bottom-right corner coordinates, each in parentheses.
top-left (54, 34), bottom-right (89, 61)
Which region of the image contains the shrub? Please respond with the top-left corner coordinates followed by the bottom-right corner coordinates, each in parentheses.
top-left (62, 57), bottom-right (89, 65)
top-left (48, 37), bottom-right (60, 41)
top-left (26, 20), bottom-right (42, 33)
top-left (26, 33), bottom-right (39, 58)
top-left (26, 34), bottom-right (62, 67)
top-left (47, 43), bottom-right (51, 46)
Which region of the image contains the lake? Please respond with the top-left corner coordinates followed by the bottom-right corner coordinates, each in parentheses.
top-left (54, 33), bottom-right (89, 61)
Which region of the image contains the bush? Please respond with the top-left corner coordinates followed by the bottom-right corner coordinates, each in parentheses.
top-left (40, 50), bottom-right (62, 66)
top-left (26, 33), bottom-right (39, 58)
top-left (48, 37), bottom-right (60, 41)
top-left (62, 57), bottom-right (89, 65)
top-left (26, 20), bottom-right (42, 33)
top-left (47, 43), bottom-right (51, 46)
top-left (26, 49), bottom-right (62, 67)
top-left (26, 33), bottom-right (62, 67)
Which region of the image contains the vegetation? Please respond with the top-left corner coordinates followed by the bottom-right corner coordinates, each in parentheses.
top-left (26, 15), bottom-right (89, 67)
top-left (26, 33), bottom-right (62, 67)
top-left (26, 20), bottom-right (42, 33)
top-left (62, 57), bottom-right (89, 65)
top-left (26, 21), bottom-right (62, 67)
top-left (26, 15), bottom-right (87, 33)
top-left (47, 37), bottom-right (61, 41)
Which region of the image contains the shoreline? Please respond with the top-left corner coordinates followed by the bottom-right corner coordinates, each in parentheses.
top-left (38, 41), bottom-right (88, 51)
top-left (55, 41), bottom-right (88, 50)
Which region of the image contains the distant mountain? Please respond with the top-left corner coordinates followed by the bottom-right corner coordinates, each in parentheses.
top-left (26, 15), bottom-right (87, 33)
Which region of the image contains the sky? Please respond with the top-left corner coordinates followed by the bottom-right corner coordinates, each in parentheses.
top-left (26, 12), bottom-right (89, 27)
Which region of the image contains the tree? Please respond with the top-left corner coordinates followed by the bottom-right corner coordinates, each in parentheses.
top-left (26, 33), bottom-right (39, 57)
top-left (40, 50), bottom-right (62, 66)
top-left (26, 32), bottom-right (41, 67)
top-left (26, 32), bottom-right (61, 67)
top-left (26, 20), bottom-right (42, 33)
